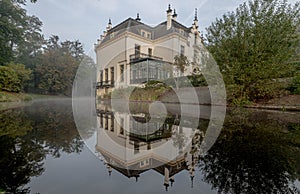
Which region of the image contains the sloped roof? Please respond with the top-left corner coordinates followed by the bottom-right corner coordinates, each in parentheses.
top-left (100, 18), bottom-right (191, 45)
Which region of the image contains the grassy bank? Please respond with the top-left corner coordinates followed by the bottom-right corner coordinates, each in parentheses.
top-left (0, 91), bottom-right (62, 103)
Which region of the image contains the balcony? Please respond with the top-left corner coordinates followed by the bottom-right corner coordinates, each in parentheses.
top-left (129, 53), bottom-right (163, 63)
top-left (96, 80), bottom-right (115, 89)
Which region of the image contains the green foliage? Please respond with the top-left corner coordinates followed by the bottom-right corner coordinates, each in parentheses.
top-left (0, 66), bottom-right (21, 92)
top-left (173, 54), bottom-right (190, 73)
top-left (0, 109), bottom-right (32, 138)
top-left (0, 0), bottom-right (42, 65)
top-left (132, 81), bottom-right (171, 101)
top-left (111, 82), bottom-right (171, 101)
top-left (35, 36), bottom-right (83, 96)
top-left (144, 80), bottom-right (168, 88)
top-left (0, 1), bottom-right (87, 96)
top-left (206, 0), bottom-right (300, 102)
top-left (164, 75), bottom-right (208, 88)
top-left (288, 75), bottom-right (300, 94)
top-left (12, 0), bottom-right (37, 5)
top-left (0, 91), bottom-right (33, 102)
top-left (187, 75), bottom-right (208, 87)
top-left (0, 63), bottom-right (32, 93)
top-left (7, 62), bottom-right (32, 90)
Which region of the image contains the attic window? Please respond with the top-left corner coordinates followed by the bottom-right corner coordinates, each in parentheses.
top-left (141, 29), bottom-right (151, 39)
top-left (110, 32), bottom-right (115, 39)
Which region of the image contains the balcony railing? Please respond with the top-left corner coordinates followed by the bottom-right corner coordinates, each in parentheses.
top-left (129, 53), bottom-right (163, 63)
top-left (96, 80), bottom-right (114, 89)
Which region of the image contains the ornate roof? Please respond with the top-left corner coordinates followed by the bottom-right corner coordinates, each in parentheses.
top-left (100, 17), bottom-right (191, 45)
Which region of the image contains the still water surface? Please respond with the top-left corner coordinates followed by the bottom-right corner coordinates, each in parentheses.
top-left (0, 99), bottom-right (299, 194)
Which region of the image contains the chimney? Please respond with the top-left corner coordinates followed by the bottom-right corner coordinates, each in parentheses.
top-left (172, 9), bottom-right (178, 21)
top-left (166, 4), bottom-right (172, 30)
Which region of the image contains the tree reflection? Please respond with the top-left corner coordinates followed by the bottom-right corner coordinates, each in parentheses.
top-left (0, 99), bottom-right (84, 193)
top-left (25, 99), bottom-right (84, 158)
top-left (198, 109), bottom-right (300, 194)
top-left (0, 108), bottom-right (45, 194)
top-left (0, 109), bottom-right (32, 138)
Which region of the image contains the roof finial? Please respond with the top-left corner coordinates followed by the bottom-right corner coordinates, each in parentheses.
top-left (107, 18), bottom-right (112, 31)
top-left (194, 8), bottom-right (198, 21)
top-left (191, 176), bottom-right (194, 188)
top-left (164, 183), bottom-right (169, 191)
top-left (136, 13), bottom-right (141, 22)
top-left (170, 177), bottom-right (175, 186)
top-left (167, 4), bottom-right (172, 13)
top-left (173, 9), bottom-right (178, 18)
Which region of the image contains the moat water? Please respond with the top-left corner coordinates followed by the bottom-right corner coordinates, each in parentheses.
top-left (0, 98), bottom-right (299, 194)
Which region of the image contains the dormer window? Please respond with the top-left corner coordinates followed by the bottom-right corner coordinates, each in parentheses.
top-left (110, 32), bottom-right (115, 39)
top-left (141, 29), bottom-right (151, 39)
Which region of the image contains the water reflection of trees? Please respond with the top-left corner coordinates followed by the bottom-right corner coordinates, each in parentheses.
top-left (0, 109), bottom-right (32, 138)
top-left (0, 99), bottom-right (84, 193)
top-left (25, 99), bottom-right (84, 157)
top-left (0, 108), bottom-right (45, 194)
top-left (0, 135), bottom-right (45, 194)
top-left (198, 109), bottom-right (300, 194)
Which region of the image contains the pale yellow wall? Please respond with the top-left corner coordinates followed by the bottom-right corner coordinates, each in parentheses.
top-left (95, 28), bottom-right (203, 91)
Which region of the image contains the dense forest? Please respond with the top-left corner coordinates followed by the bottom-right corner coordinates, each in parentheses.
top-left (0, 0), bottom-right (95, 96)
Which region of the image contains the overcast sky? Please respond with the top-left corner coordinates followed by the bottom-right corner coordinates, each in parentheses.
top-left (25, 0), bottom-right (299, 58)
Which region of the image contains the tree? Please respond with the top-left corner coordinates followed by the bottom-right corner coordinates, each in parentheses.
top-left (14, 14), bottom-right (44, 69)
top-left (7, 62), bottom-right (32, 91)
top-left (0, 66), bottom-right (21, 92)
top-left (0, 0), bottom-right (41, 65)
top-left (0, 63), bottom-right (32, 92)
top-left (173, 54), bottom-right (190, 89)
top-left (206, 0), bottom-right (300, 102)
top-left (174, 54), bottom-right (190, 74)
top-left (12, 0), bottom-right (37, 4)
top-left (35, 36), bottom-right (83, 96)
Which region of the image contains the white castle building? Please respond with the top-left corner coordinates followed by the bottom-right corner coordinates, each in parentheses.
top-left (95, 5), bottom-right (203, 95)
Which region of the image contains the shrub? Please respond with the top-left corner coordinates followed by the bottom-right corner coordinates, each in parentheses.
top-left (0, 66), bottom-right (21, 92)
top-left (145, 80), bottom-right (168, 89)
top-left (187, 75), bottom-right (208, 87)
top-left (288, 76), bottom-right (300, 95)
top-left (7, 62), bottom-right (32, 91)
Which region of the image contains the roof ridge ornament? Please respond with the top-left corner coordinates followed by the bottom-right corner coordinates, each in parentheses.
top-left (167, 4), bottom-right (172, 13)
top-left (173, 9), bottom-right (178, 17)
top-left (136, 13), bottom-right (141, 22)
top-left (194, 8), bottom-right (198, 21)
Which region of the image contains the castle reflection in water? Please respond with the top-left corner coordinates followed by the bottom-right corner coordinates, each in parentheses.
top-left (95, 102), bottom-right (209, 191)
